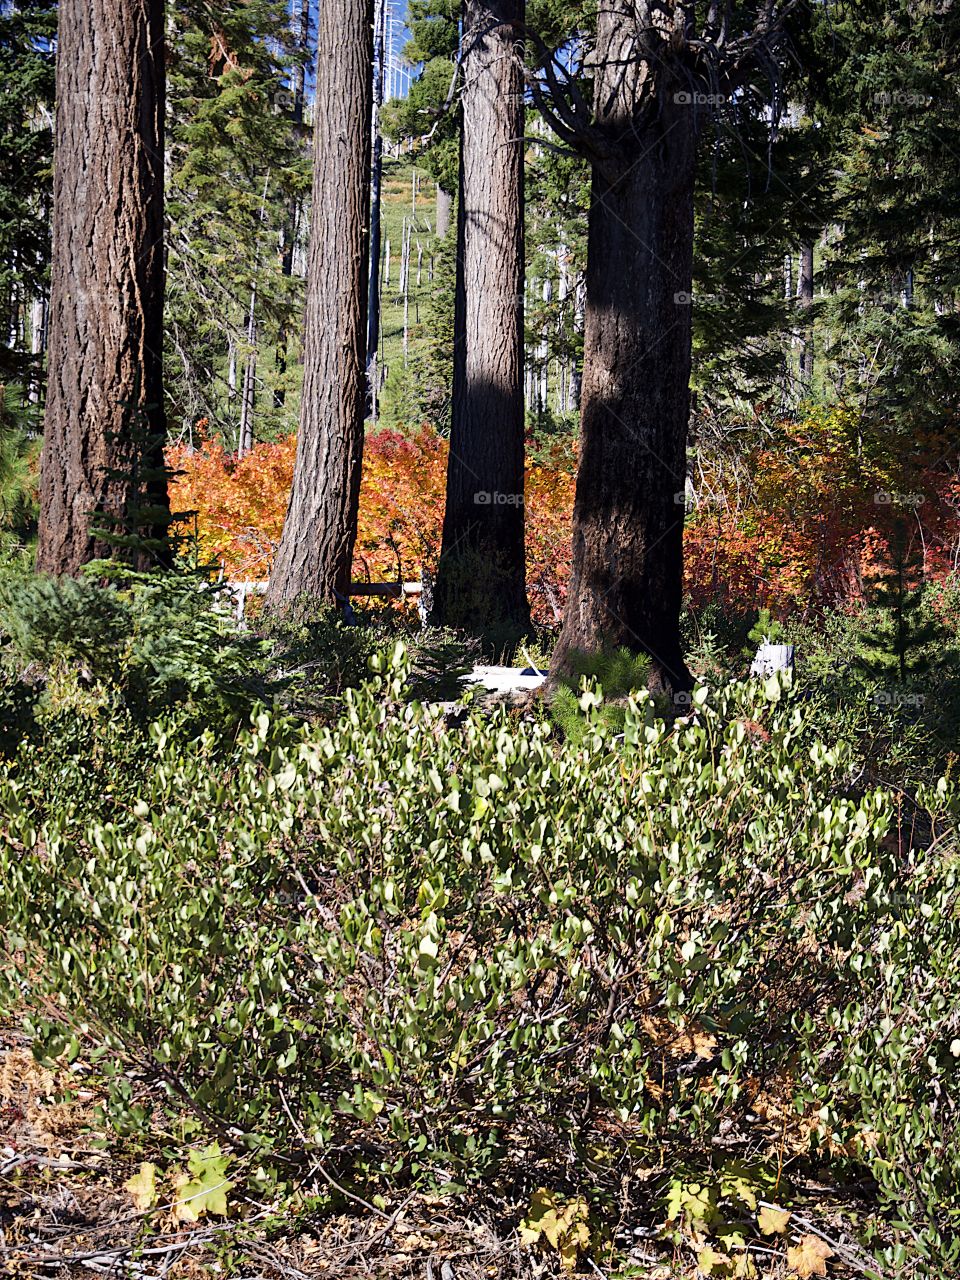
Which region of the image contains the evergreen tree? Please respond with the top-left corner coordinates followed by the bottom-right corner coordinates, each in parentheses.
top-left (381, 0), bottom-right (460, 209)
top-left (431, 0), bottom-right (530, 641)
top-left (165, 1), bottom-right (310, 446)
top-left (530, 0), bottom-right (797, 694)
top-left (859, 519), bottom-right (940, 683)
top-left (807, 0), bottom-right (960, 435)
top-left (0, 0), bottom-right (56, 385)
top-left (37, 0), bottom-right (170, 575)
top-left (0, 386), bottom-right (40, 547)
top-left (266, 0), bottom-right (374, 605)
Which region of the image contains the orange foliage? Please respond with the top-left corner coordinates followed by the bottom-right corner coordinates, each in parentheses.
top-left (169, 408), bottom-right (960, 627)
top-left (683, 406), bottom-right (960, 613)
top-left (168, 435), bottom-right (295, 580)
top-left (168, 426), bottom-right (576, 625)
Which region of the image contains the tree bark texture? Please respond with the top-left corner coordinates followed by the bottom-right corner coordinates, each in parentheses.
top-left (37, 0), bottom-right (169, 575)
top-left (266, 0), bottom-right (373, 605)
top-left (549, 0), bottom-right (698, 694)
top-left (431, 0), bottom-right (529, 639)
top-left (274, 0), bottom-right (311, 410)
top-left (366, 0), bottom-right (386, 417)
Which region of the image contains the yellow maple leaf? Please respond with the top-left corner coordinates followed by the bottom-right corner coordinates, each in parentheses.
top-left (697, 1245), bottom-right (729, 1274)
top-left (123, 1162), bottom-right (158, 1212)
top-left (787, 1233), bottom-right (834, 1277)
top-left (757, 1204), bottom-right (792, 1234)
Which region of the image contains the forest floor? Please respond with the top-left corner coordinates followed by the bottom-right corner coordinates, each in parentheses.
top-left (0, 1024), bottom-right (892, 1280)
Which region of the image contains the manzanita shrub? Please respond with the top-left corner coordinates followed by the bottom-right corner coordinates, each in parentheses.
top-left (1, 652), bottom-right (959, 1272)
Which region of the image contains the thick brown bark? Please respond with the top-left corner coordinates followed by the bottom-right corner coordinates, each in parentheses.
top-left (36, 0), bottom-right (169, 575)
top-left (430, 0), bottom-right (529, 640)
top-left (265, 0), bottom-right (373, 605)
top-left (366, 0), bottom-right (387, 419)
top-left (548, 3), bottom-right (697, 695)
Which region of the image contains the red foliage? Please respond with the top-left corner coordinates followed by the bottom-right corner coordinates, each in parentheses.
top-left (168, 426), bottom-right (576, 625)
top-left (169, 409), bottom-right (960, 627)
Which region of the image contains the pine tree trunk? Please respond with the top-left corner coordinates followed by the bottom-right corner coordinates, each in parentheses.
top-left (431, 0), bottom-right (529, 639)
top-left (274, 0), bottom-right (310, 409)
top-left (548, 14), bottom-right (697, 695)
top-left (36, 0), bottom-right (169, 574)
top-left (265, 0), bottom-right (373, 605)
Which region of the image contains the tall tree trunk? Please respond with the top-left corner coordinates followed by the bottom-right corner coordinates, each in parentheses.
top-left (548, 9), bottom-right (696, 695)
top-left (239, 282), bottom-right (257, 456)
top-left (430, 0), bottom-right (529, 639)
top-left (265, 0), bottom-right (373, 605)
top-left (37, 0), bottom-right (169, 574)
top-left (274, 0), bottom-right (310, 409)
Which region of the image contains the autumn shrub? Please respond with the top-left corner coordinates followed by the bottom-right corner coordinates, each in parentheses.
top-left (168, 426), bottom-right (576, 627)
top-left (2, 650), bottom-right (959, 1271)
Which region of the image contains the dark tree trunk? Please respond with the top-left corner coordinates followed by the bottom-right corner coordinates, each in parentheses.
top-left (798, 241), bottom-right (814, 387)
top-left (265, 0), bottom-right (373, 605)
top-left (436, 184), bottom-right (452, 239)
top-left (430, 0), bottom-right (529, 640)
top-left (36, 0), bottom-right (169, 575)
top-left (548, 6), bottom-right (697, 695)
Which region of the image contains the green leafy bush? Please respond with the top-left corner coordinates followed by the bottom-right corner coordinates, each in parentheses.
top-left (783, 606), bottom-right (960, 787)
top-left (2, 650), bottom-right (958, 1270)
top-left (0, 386), bottom-right (40, 549)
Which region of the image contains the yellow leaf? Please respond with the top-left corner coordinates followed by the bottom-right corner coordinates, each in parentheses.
top-left (172, 1172), bottom-right (200, 1224)
top-left (787, 1233), bottom-right (834, 1277)
top-left (519, 1188), bottom-right (589, 1268)
top-left (698, 1246), bottom-right (729, 1274)
top-left (692, 1030), bottom-right (719, 1059)
top-left (123, 1162), bottom-right (158, 1212)
top-left (540, 1209), bottom-right (563, 1248)
top-left (757, 1205), bottom-right (792, 1235)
